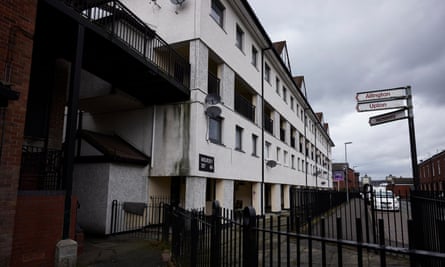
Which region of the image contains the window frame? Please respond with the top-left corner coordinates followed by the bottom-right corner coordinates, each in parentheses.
top-left (264, 63), bottom-right (271, 83)
top-left (209, 116), bottom-right (223, 144)
top-left (251, 46), bottom-right (258, 67)
top-left (235, 24), bottom-right (244, 51)
top-left (210, 0), bottom-right (225, 27)
top-left (252, 134), bottom-right (258, 156)
top-left (235, 125), bottom-right (243, 151)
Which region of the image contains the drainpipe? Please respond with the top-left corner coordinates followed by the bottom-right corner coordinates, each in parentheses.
top-left (261, 46), bottom-right (272, 215)
top-left (62, 24), bottom-right (84, 239)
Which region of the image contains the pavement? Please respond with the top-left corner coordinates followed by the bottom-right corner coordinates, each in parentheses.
top-left (77, 233), bottom-right (410, 267)
top-left (77, 234), bottom-right (169, 267)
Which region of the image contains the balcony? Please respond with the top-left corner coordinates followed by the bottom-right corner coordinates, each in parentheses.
top-left (37, 0), bottom-right (190, 108)
top-left (290, 137), bottom-right (295, 148)
top-left (264, 118), bottom-right (273, 135)
top-left (208, 72), bottom-right (220, 98)
top-left (280, 129), bottom-right (286, 143)
top-left (235, 93), bottom-right (255, 122)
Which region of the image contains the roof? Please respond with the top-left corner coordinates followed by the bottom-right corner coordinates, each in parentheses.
top-left (392, 178), bottom-right (413, 185)
top-left (77, 130), bottom-right (150, 165)
top-left (272, 41), bottom-right (286, 55)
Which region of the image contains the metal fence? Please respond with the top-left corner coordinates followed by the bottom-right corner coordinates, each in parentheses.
top-left (410, 190), bottom-right (445, 267)
top-left (19, 145), bottom-right (63, 190)
top-left (109, 196), bottom-right (168, 239)
top-left (158, 190), bottom-right (445, 266)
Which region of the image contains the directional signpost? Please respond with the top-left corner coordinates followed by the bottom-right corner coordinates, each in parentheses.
top-left (369, 108), bottom-right (407, 126)
top-left (355, 86), bottom-right (419, 189)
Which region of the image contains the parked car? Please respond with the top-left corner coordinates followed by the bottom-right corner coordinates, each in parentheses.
top-left (373, 190), bottom-right (400, 211)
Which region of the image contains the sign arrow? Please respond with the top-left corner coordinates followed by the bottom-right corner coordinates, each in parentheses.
top-left (369, 108), bottom-right (407, 126)
top-left (356, 99), bottom-right (406, 112)
top-left (356, 87), bottom-right (407, 103)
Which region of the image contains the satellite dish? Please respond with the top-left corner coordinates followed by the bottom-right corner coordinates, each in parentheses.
top-left (266, 160), bottom-right (277, 168)
top-left (205, 94), bottom-right (221, 105)
top-left (206, 106), bottom-right (222, 118)
top-left (170, 0), bottom-right (186, 6)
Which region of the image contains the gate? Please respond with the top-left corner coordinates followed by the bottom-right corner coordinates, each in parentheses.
top-left (109, 196), bottom-right (168, 239)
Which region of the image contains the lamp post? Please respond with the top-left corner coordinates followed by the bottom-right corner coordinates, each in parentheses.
top-left (344, 142), bottom-right (352, 202)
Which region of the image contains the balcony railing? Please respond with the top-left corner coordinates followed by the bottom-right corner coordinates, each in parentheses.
top-left (208, 72), bottom-right (220, 97)
top-left (20, 145), bottom-right (63, 190)
top-left (62, 0), bottom-right (190, 88)
top-left (235, 93), bottom-right (255, 122)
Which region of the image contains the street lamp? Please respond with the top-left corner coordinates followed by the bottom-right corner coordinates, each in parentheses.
top-left (344, 142), bottom-right (352, 202)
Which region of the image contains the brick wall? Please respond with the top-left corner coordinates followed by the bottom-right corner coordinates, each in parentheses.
top-left (10, 193), bottom-right (77, 267)
top-left (0, 1), bottom-right (37, 266)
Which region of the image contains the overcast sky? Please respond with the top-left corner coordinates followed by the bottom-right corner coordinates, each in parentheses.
top-left (250, 0), bottom-right (445, 180)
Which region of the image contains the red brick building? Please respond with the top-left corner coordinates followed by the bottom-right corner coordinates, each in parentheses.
top-left (1, 0), bottom-right (191, 265)
top-left (0, 1), bottom-right (38, 265)
top-left (332, 163), bottom-right (360, 192)
top-left (418, 150), bottom-right (445, 191)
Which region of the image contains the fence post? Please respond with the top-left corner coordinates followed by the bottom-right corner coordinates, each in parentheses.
top-left (243, 206), bottom-right (258, 267)
top-left (190, 210), bottom-right (198, 267)
top-left (336, 217), bottom-right (343, 267)
top-left (110, 200), bottom-right (118, 235)
top-left (211, 200), bottom-right (222, 267)
top-left (162, 204), bottom-right (170, 242)
top-left (356, 218), bottom-right (363, 267)
top-left (378, 219), bottom-right (386, 267)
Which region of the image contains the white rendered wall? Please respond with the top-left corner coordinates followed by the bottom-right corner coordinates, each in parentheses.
top-left (185, 176), bottom-right (206, 210)
top-left (270, 184), bottom-right (281, 212)
top-left (215, 179), bottom-right (234, 210)
top-left (73, 163), bottom-right (110, 234)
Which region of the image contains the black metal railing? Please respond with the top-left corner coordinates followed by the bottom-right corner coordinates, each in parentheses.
top-left (161, 198), bottom-right (445, 267)
top-left (62, 0), bottom-right (190, 88)
top-left (110, 197), bottom-right (167, 239)
top-left (235, 93), bottom-right (255, 122)
top-left (19, 145), bottom-right (63, 190)
top-left (410, 190), bottom-right (445, 266)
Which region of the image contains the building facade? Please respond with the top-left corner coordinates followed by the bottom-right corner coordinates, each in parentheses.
top-left (418, 150), bottom-right (445, 191)
top-left (1, 0), bottom-right (334, 264)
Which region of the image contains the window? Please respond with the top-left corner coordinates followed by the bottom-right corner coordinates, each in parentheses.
top-left (290, 96), bottom-right (294, 110)
top-left (235, 126), bottom-right (243, 151)
top-left (265, 63), bottom-right (270, 83)
top-left (265, 142), bottom-right (271, 159)
top-left (282, 86), bottom-right (287, 103)
top-left (236, 25), bottom-right (244, 51)
top-left (210, 0), bottom-right (225, 27)
top-left (284, 150), bottom-right (288, 165)
top-left (252, 134), bottom-right (258, 156)
top-left (251, 46), bottom-right (258, 67)
top-left (275, 78), bottom-right (280, 95)
top-left (209, 117), bottom-right (222, 144)
top-left (291, 155), bottom-right (295, 169)
top-left (276, 147), bottom-right (281, 162)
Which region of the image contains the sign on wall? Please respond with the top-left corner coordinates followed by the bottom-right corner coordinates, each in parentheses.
top-left (199, 154), bottom-right (214, 172)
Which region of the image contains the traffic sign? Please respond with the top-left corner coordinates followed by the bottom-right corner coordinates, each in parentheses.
top-left (369, 108), bottom-right (407, 126)
top-left (356, 99), bottom-right (406, 112)
top-left (356, 87), bottom-right (407, 103)
top-left (333, 171), bottom-right (344, 181)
